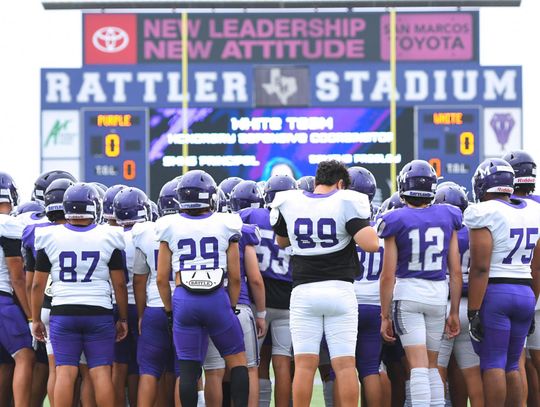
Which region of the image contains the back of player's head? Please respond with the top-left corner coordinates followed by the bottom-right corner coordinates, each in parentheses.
top-left (297, 176), bottom-right (315, 193)
top-left (44, 178), bottom-right (75, 222)
top-left (113, 187), bottom-right (151, 226)
top-left (63, 183), bottom-right (100, 221)
top-left (502, 150), bottom-right (536, 194)
top-left (33, 170), bottom-right (77, 204)
top-left (472, 158), bottom-right (515, 202)
top-left (218, 177), bottom-right (243, 199)
top-left (264, 174), bottom-right (297, 206)
top-left (315, 160), bottom-right (350, 189)
top-left (103, 184), bottom-right (127, 221)
top-left (348, 166), bottom-right (377, 202)
top-left (176, 170), bottom-right (218, 212)
top-left (158, 179), bottom-right (180, 216)
top-left (434, 185), bottom-right (469, 212)
top-left (0, 171), bottom-right (19, 209)
top-left (398, 160), bottom-right (437, 206)
top-left (230, 180), bottom-right (264, 212)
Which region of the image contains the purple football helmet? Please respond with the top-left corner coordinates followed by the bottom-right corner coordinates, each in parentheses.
top-left (348, 167), bottom-right (377, 202)
top-left (16, 201), bottom-right (44, 216)
top-left (0, 172), bottom-right (19, 206)
top-left (177, 170), bottom-right (218, 210)
top-left (297, 176), bottom-right (315, 193)
top-left (113, 187), bottom-right (151, 226)
top-left (264, 174), bottom-right (297, 206)
top-left (218, 177), bottom-right (243, 199)
top-left (216, 189), bottom-right (228, 213)
top-left (63, 183), bottom-right (100, 221)
top-left (472, 158), bottom-right (515, 202)
top-left (44, 178), bottom-right (75, 215)
top-left (386, 192), bottom-right (405, 211)
top-left (398, 160), bottom-right (437, 199)
top-left (229, 180), bottom-right (264, 212)
top-left (103, 184), bottom-right (127, 220)
top-left (502, 150), bottom-right (536, 186)
top-left (33, 170), bottom-right (77, 203)
top-left (150, 201), bottom-right (159, 221)
top-left (158, 179), bottom-right (180, 216)
top-left (434, 185), bottom-right (469, 212)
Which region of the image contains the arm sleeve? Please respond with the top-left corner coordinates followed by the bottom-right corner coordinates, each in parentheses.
top-left (108, 249), bottom-right (125, 269)
top-left (449, 206), bottom-right (463, 230)
top-left (241, 224), bottom-right (260, 246)
top-left (0, 237), bottom-right (22, 258)
top-left (133, 248), bottom-right (151, 275)
top-left (224, 213), bottom-right (243, 243)
top-left (342, 190), bottom-right (371, 221)
top-left (24, 247), bottom-right (36, 272)
top-left (377, 212), bottom-right (398, 239)
top-left (463, 204), bottom-right (491, 230)
top-left (35, 249), bottom-right (52, 273)
top-left (269, 208), bottom-right (288, 237)
top-left (345, 218), bottom-right (371, 237)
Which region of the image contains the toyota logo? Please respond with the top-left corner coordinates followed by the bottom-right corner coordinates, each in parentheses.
top-left (92, 26), bottom-right (129, 53)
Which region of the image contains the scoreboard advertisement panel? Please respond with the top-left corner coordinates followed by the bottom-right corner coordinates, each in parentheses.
top-left (82, 108), bottom-right (147, 190)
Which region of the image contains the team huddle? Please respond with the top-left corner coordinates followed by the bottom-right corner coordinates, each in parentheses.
top-left (0, 151), bottom-right (539, 407)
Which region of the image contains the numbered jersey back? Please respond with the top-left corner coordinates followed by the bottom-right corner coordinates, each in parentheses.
top-left (378, 204), bottom-right (462, 280)
top-left (354, 224), bottom-right (384, 305)
top-left (156, 212), bottom-right (242, 293)
top-left (271, 189), bottom-right (371, 256)
top-left (464, 199), bottom-right (540, 279)
top-left (34, 223), bottom-right (125, 308)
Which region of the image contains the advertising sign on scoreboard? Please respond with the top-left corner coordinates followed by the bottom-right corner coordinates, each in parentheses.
top-left (82, 108), bottom-right (147, 190)
top-left (416, 106), bottom-right (480, 192)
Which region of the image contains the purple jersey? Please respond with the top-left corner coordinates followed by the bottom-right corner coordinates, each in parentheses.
top-left (22, 222), bottom-right (54, 259)
top-left (378, 205), bottom-right (462, 280)
top-left (237, 224), bottom-right (260, 306)
top-left (240, 207), bottom-right (292, 283)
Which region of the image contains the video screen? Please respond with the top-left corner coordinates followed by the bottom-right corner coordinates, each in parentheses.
top-left (149, 107), bottom-right (414, 203)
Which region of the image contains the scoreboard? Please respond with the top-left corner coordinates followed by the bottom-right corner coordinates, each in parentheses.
top-left (82, 108), bottom-right (147, 191)
top-left (416, 107), bottom-right (481, 193)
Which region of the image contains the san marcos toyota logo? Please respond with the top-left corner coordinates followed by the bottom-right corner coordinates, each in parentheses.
top-left (92, 26), bottom-right (129, 53)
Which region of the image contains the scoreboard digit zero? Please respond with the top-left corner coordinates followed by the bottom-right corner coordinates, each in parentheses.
top-left (83, 108), bottom-right (148, 191)
top-left (416, 107), bottom-right (481, 192)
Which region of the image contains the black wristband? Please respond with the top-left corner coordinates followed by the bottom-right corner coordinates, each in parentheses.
top-left (467, 309), bottom-right (479, 321)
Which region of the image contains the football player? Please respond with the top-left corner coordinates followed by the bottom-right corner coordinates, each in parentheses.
top-left (465, 158), bottom-right (540, 407)
top-left (31, 170), bottom-right (77, 205)
top-left (112, 187), bottom-right (150, 407)
top-left (133, 182), bottom-right (178, 407)
top-left (297, 175), bottom-right (315, 193)
top-left (156, 170), bottom-right (249, 407)
top-left (270, 160), bottom-right (379, 407)
top-left (240, 174), bottom-right (297, 407)
top-left (379, 160), bottom-right (462, 407)
top-left (102, 184), bottom-right (127, 226)
top-left (348, 166), bottom-right (387, 407)
top-left (31, 183), bottom-right (128, 407)
top-left (0, 172), bottom-right (34, 407)
top-left (434, 185), bottom-right (483, 407)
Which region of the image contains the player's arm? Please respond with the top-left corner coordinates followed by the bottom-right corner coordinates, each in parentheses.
top-left (245, 244), bottom-right (266, 337)
top-left (133, 248), bottom-right (150, 322)
top-left (379, 236), bottom-right (397, 342)
top-left (270, 208), bottom-right (290, 249)
top-left (467, 228), bottom-right (493, 312)
top-left (530, 238), bottom-right (540, 301)
top-left (446, 230), bottom-right (462, 338)
top-left (109, 249), bottom-right (128, 341)
top-left (350, 221), bottom-right (379, 253)
top-left (1, 237), bottom-right (31, 318)
top-left (226, 241), bottom-right (241, 308)
top-left (157, 241), bottom-right (173, 313)
top-left (23, 247), bottom-right (36, 309)
top-left (32, 249), bottom-right (51, 342)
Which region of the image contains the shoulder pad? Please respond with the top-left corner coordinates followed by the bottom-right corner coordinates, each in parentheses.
top-left (270, 190), bottom-right (299, 209)
top-left (463, 202), bottom-right (492, 230)
top-left (221, 212), bottom-right (243, 233)
top-left (340, 189), bottom-right (369, 204)
top-left (0, 215), bottom-right (24, 239)
top-left (241, 224), bottom-right (261, 246)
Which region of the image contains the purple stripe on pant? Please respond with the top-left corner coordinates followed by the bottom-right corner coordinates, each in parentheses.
top-left (50, 314), bottom-right (115, 368)
top-left (114, 304), bottom-right (139, 374)
top-left (356, 304), bottom-right (382, 379)
top-left (172, 286), bottom-right (244, 363)
top-left (473, 283), bottom-right (535, 372)
top-left (0, 296), bottom-right (32, 356)
top-left (137, 306), bottom-right (177, 378)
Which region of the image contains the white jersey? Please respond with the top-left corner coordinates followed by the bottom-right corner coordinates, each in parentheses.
top-left (0, 214), bottom-right (24, 294)
top-left (35, 223), bottom-right (125, 308)
top-left (354, 237), bottom-right (384, 305)
top-left (464, 198), bottom-right (540, 279)
top-left (155, 212), bottom-right (242, 292)
top-left (132, 221), bottom-right (175, 307)
top-left (17, 211), bottom-right (48, 228)
top-left (270, 189), bottom-right (371, 256)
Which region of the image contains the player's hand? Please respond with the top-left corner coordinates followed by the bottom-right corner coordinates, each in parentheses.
top-left (115, 320), bottom-right (128, 342)
top-left (468, 310), bottom-right (484, 342)
top-left (529, 318), bottom-right (536, 337)
top-left (445, 312), bottom-right (461, 339)
top-left (32, 320), bottom-right (47, 343)
top-left (256, 317), bottom-right (267, 338)
top-left (381, 317), bottom-right (396, 343)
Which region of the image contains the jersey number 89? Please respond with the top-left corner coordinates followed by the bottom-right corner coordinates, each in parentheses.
top-left (294, 218), bottom-right (338, 249)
